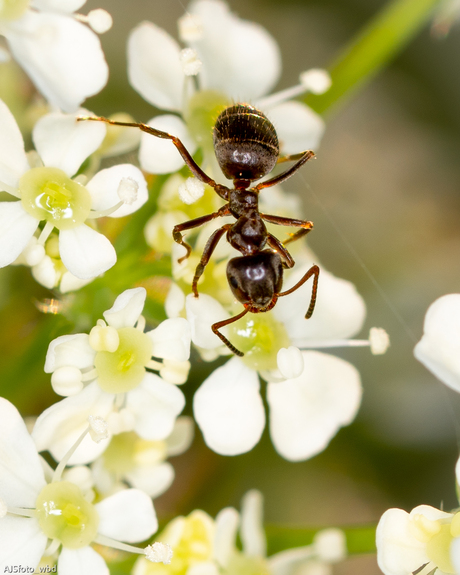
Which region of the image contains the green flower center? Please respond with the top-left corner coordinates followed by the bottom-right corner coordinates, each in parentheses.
top-left (95, 327), bottom-right (153, 393)
top-left (0, 0), bottom-right (29, 20)
top-left (229, 313), bottom-right (291, 371)
top-left (184, 90), bottom-right (229, 153)
top-left (102, 431), bottom-right (166, 475)
top-left (20, 167), bottom-right (91, 230)
top-left (35, 481), bottom-right (99, 549)
top-left (412, 511), bottom-right (460, 574)
top-left (227, 552), bottom-right (270, 575)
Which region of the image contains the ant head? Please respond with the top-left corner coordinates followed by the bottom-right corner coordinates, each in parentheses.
top-left (227, 251), bottom-right (283, 310)
top-left (213, 104), bottom-right (279, 182)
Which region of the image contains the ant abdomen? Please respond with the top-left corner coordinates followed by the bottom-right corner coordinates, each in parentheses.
top-left (227, 251), bottom-right (283, 310)
top-left (213, 104), bottom-right (279, 182)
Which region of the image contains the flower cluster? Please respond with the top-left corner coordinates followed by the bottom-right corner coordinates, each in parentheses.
top-left (0, 0), bottom-right (399, 573)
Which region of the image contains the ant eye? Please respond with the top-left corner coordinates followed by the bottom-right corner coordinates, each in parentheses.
top-left (229, 276), bottom-right (239, 289)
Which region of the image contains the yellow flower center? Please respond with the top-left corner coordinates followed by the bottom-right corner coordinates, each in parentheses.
top-left (229, 313), bottom-right (291, 371)
top-left (95, 327), bottom-right (153, 393)
top-left (20, 167), bottom-right (91, 230)
top-left (35, 481), bottom-right (99, 549)
top-left (0, 0), bottom-right (29, 20)
top-left (184, 89), bottom-right (229, 153)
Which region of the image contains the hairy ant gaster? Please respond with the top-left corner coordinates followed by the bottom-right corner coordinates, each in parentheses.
top-left (80, 104), bottom-right (319, 356)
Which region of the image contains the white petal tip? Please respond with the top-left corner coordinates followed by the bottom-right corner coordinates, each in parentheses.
top-left (145, 542), bottom-right (173, 564)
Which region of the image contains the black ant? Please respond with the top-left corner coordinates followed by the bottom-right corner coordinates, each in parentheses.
top-left (79, 104), bottom-right (319, 357)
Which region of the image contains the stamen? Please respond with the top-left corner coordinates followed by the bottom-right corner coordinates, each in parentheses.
top-left (256, 69), bottom-right (331, 109)
top-left (297, 328), bottom-right (390, 355)
top-left (145, 542), bottom-right (173, 564)
top-left (136, 315), bottom-right (146, 332)
top-left (43, 538), bottom-right (61, 557)
top-left (313, 528), bottom-right (347, 563)
top-left (178, 177), bottom-right (205, 204)
top-left (38, 221), bottom-right (55, 245)
top-left (22, 237), bottom-right (46, 266)
top-left (51, 366), bottom-right (84, 396)
top-left (0, 179), bottom-right (20, 197)
top-left (94, 534), bottom-right (172, 562)
top-left (0, 47), bottom-right (10, 63)
top-left (26, 150), bottom-right (44, 169)
top-left (2, 503), bottom-right (35, 518)
top-left (88, 415), bottom-right (109, 442)
top-left (89, 324), bottom-right (120, 352)
top-left (75, 9), bottom-right (113, 33)
top-left (81, 368), bottom-right (98, 382)
top-left (73, 174), bottom-right (88, 186)
top-left (117, 177), bottom-right (138, 205)
top-left (52, 426), bottom-right (91, 482)
top-left (86, 200), bottom-right (124, 219)
top-left (180, 48), bottom-right (202, 76)
top-left (369, 327), bottom-right (390, 355)
top-left (147, 359), bottom-right (163, 371)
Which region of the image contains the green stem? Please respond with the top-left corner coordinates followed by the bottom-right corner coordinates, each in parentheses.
top-left (266, 524), bottom-right (376, 555)
top-left (305, 0), bottom-right (444, 114)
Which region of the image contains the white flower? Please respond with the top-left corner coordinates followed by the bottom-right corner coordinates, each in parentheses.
top-left (185, 256), bottom-right (366, 460)
top-left (376, 502), bottom-right (460, 575)
top-left (127, 0), bottom-right (327, 175)
top-left (0, 99), bottom-right (149, 280)
top-left (91, 416), bottom-right (194, 498)
top-left (0, 398), bottom-right (166, 574)
top-left (133, 490), bottom-right (346, 575)
top-left (32, 288), bottom-right (191, 464)
top-left (0, 0), bottom-right (109, 112)
top-left (414, 293), bottom-right (460, 392)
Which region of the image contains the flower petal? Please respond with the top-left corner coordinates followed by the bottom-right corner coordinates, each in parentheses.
top-left (58, 546), bottom-right (109, 575)
top-left (414, 294), bottom-right (460, 392)
top-left (240, 490), bottom-right (266, 558)
top-left (86, 164), bottom-right (148, 217)
top-left (274, 264), bottom-right (366, 343)
top-left (44, 333), bottom-right (94, 373)
top-left (127, 373), bottom-right (185, 440)
top-left (185, 292), bottom-right (229, 350)
top-left (139, 115), bottom-right (197, 174)
top-left (376, 508), bottom-right (429, 575)
top-left (267, 351), bottom-right (362, 461)
top-left (147, 317), bottom-right (191, 361)
top-left (96, 488), bottom-right (158, 542)
top-left (165, 416), bottom-right (194, 456)
top-left (59, 224), bottom-right (116, 279)
top-left (6, 11), bottom-right (108, 112)
top-left (193, 357), bottom-right (265, 455)
top-left (189, 0), bottom-right (281, 100)
top-left (128, 21), bottom-right (184, 111)
top-left (33, 110), bottom-right (106, 177)
top-left (103, 287), bottom-right (146, 329)
top-left (32, 381), bottom-right (113, 464)
top-left (0, 98), bottom-right (28, 187)
top-left (0, 398), bottom-right (46, 507)
top-left (0, 516), bottom-right (47, 572)
top-left (31, 0), bottom-right (87, 12)
top-left (126, 462), bottom-right (175, 499)
top-left (214, 507), bottom-right (239, 567)
top-left (0, 201), bottom-right (39, 267)
top-left (267, 101), bottom-right (325, 154)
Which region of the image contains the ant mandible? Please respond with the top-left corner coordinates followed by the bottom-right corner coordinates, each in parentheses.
top-left (80, 104), bottom-right (319, 357)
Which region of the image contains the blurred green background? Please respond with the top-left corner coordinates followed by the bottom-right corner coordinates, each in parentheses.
top-left (2, 0), bottom-right (460, 573)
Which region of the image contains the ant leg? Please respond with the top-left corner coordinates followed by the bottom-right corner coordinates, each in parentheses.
top-left (212, 307), bottom-right (250, 357)
top-left (277, 152), bottom-right (310, 164)
top-left (173, 205), bottom-right (230, 263)
top-left (266, 234), bottom-right (295, 269)
top-left (278, 265), bottom-right (320, 319)
top-left (192, 223), bottom-right (232, 297)
top-left (260, 213), bottom-right (314, 246)
top-left (78, 116), bottom-right (230, 201)
top-left (254, 150), bottom-right (315, 191)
